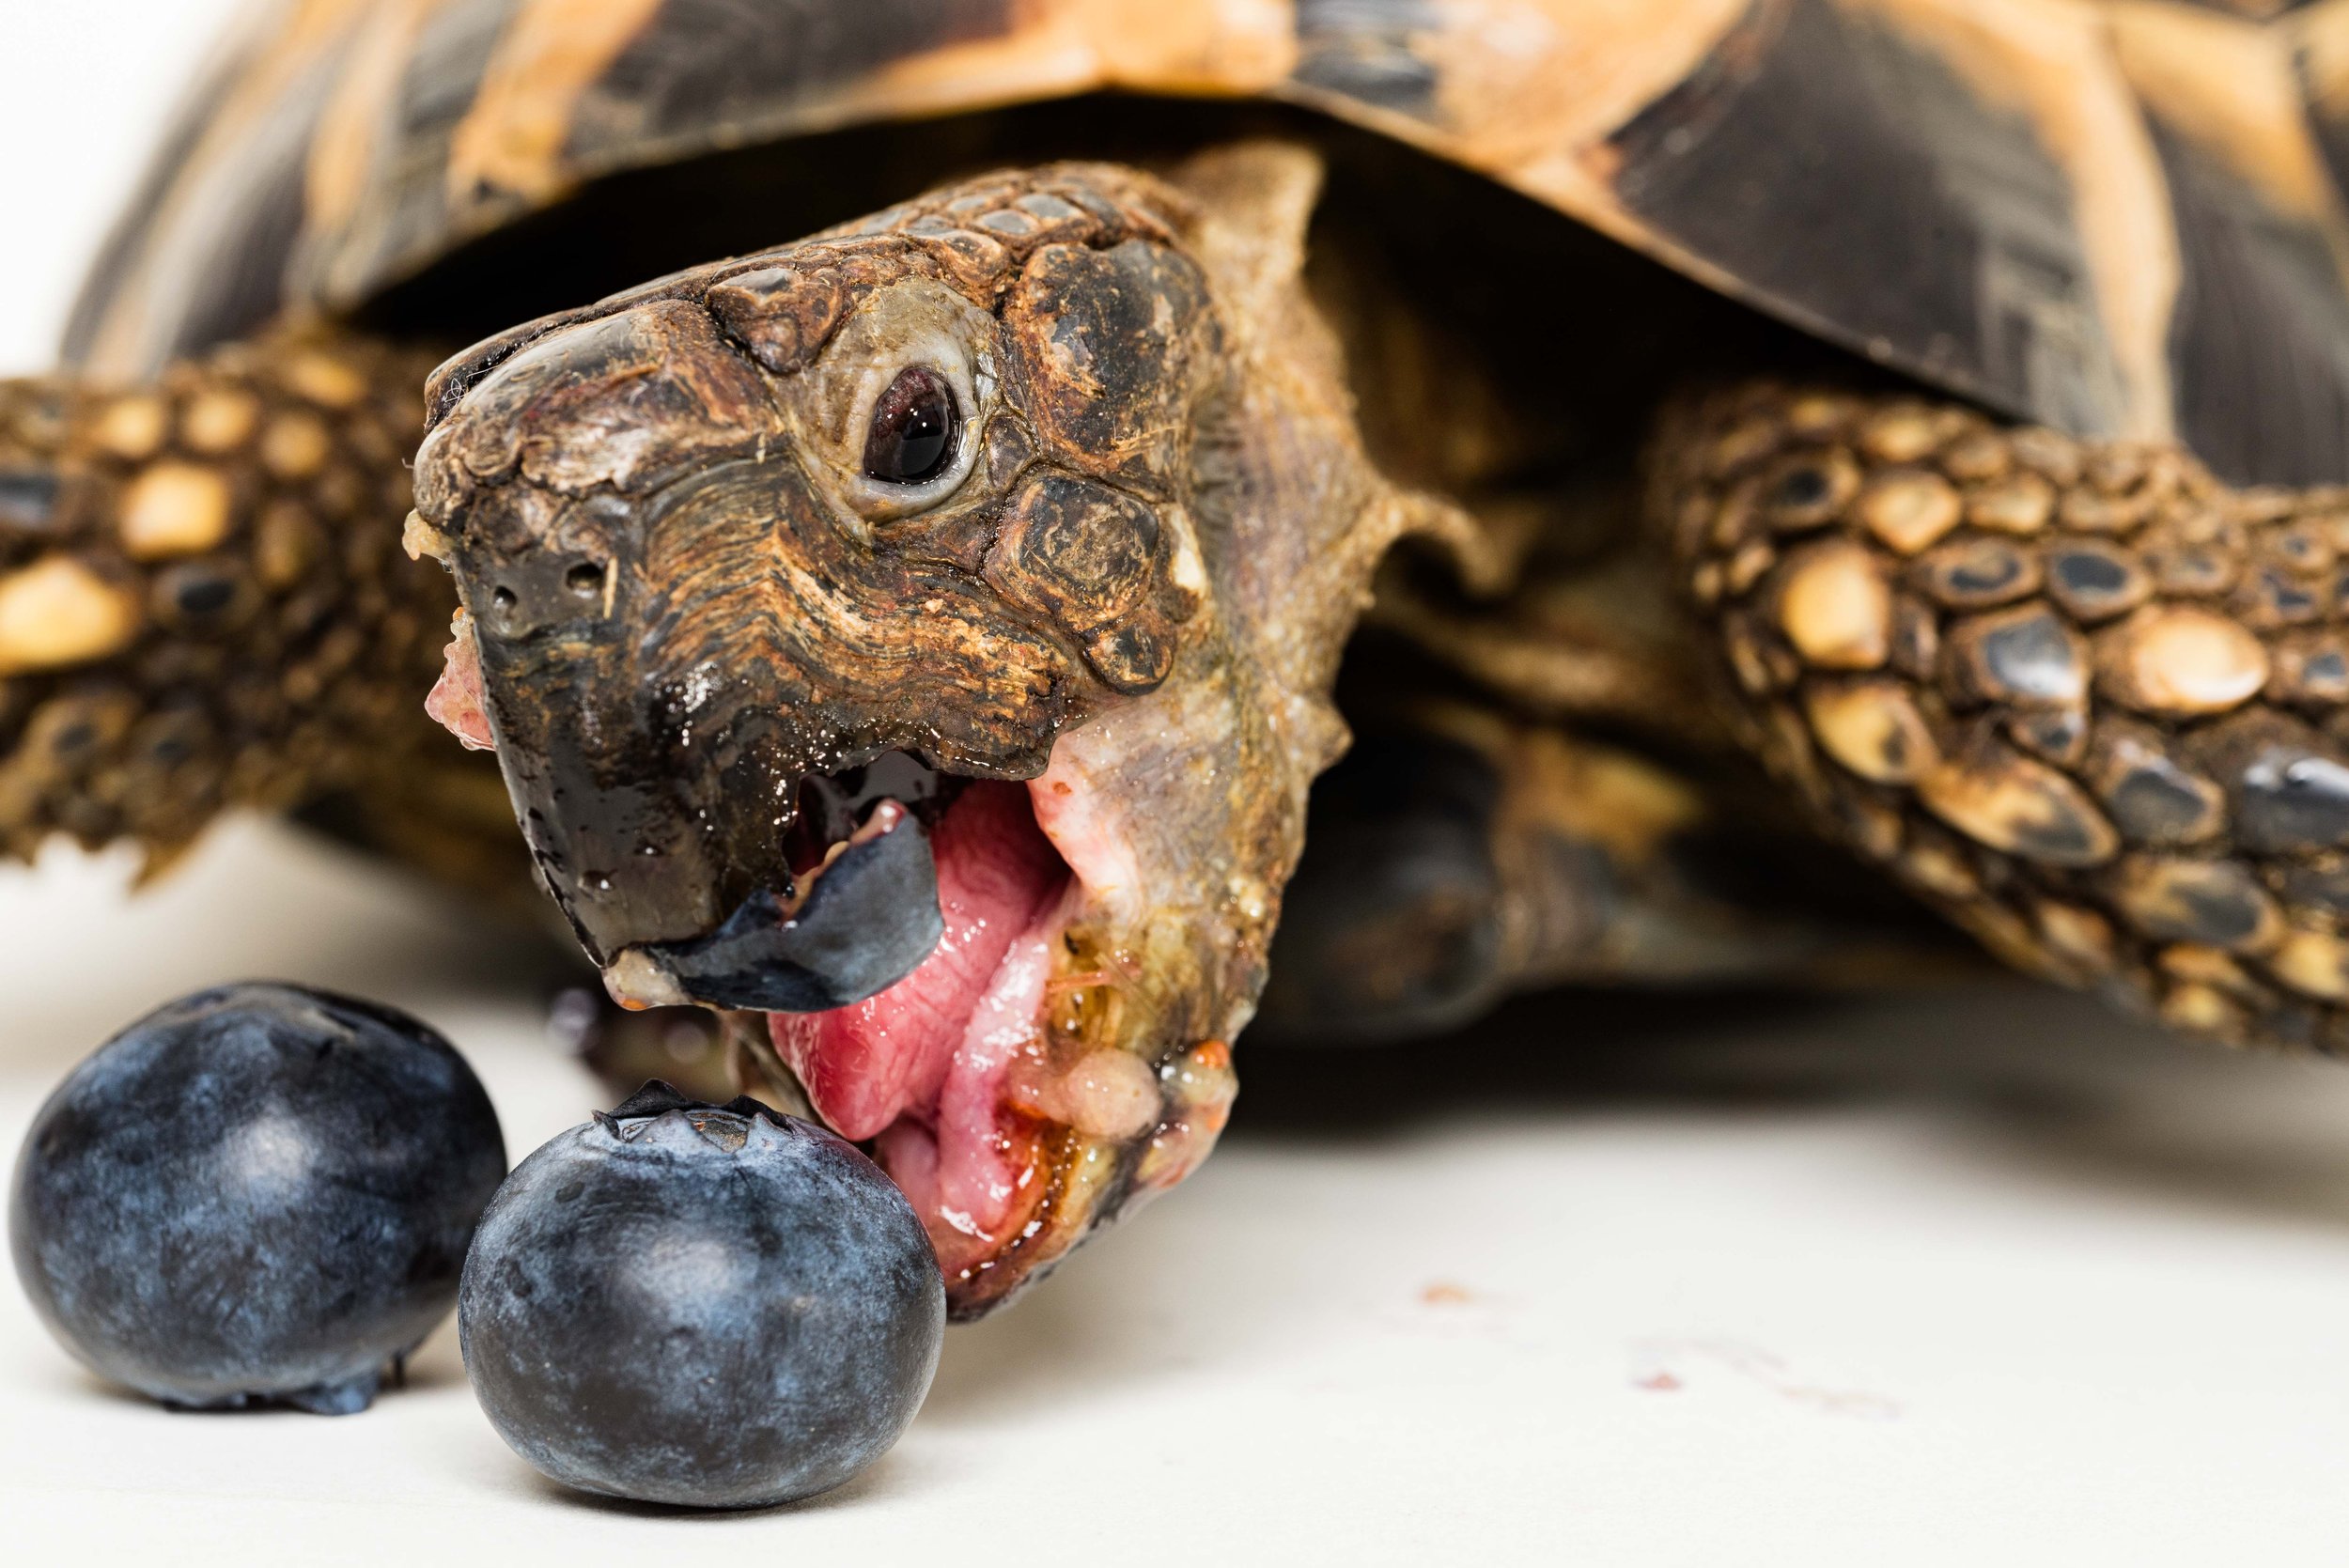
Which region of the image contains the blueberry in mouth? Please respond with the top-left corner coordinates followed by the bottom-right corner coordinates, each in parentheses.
top-left (599, 753), bottom-right (960, 1015)
top-left (458, 1081), bottom-right (943, 1509)
top-left (8, 983), bottom-right (506, 1414)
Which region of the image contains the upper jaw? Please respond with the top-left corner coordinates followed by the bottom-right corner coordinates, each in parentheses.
top-left (420, 444), bottom-right (1085, 967)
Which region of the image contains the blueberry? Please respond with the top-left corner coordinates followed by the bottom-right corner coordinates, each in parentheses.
top-left (459, 1081), bottom-right (943, 1509)
top-left (8, 982), bottom-right (506, 1414)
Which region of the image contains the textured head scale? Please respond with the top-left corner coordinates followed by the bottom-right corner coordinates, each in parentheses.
top-left (413, 165), bottom-right (1219, 964)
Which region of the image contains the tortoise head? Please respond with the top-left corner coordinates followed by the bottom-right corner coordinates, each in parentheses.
top-left (410, 147), bottom-right (1439, 1314)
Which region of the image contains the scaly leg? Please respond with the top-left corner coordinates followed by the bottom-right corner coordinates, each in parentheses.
top-left (1655, 382), bottom-right (2349, 1049)
top-left (0, 324), bottom-right (515, 887)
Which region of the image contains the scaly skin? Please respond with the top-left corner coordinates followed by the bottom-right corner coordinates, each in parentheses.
top-left (0, 328), bottom-right (499, 876)
top-left (1656, 382), bottom-right (2349, 1048)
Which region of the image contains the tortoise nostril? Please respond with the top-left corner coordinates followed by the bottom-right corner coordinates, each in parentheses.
top-left (491, 585), bottom-right (517, 611)
top-left (565, 561), bottom-right (606, 598)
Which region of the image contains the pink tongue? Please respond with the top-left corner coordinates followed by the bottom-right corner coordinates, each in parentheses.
top-left (426, 621), bottom-right (493, 751)
top-left (769, 782), bottom-right (1066, 1141)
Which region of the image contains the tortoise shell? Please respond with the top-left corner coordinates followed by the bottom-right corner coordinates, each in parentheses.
top-left (66, 0), bottom-right (2349, 486)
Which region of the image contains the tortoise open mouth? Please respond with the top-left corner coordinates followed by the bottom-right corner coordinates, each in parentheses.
top-left (672, 761), bottom-right (1161, 1282)
top-left (432, 621), bottom-right (1154, 1280)
top-left (769, 765), bottom-right (1100, 1273)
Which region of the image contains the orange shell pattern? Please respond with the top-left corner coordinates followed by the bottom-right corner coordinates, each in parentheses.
top-left (61, 0), bottom-right (2349, 486)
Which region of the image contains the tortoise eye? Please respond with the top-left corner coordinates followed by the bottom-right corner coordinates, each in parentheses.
top-left (861, 365), bottom-right (958, 485)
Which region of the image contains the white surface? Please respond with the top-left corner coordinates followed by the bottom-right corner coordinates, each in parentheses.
top-left (7, 7), bottom-right (2349, 1564)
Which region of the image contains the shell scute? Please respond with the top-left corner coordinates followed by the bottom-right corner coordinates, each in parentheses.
top-left (55, 0), bottom-right (2347, 488)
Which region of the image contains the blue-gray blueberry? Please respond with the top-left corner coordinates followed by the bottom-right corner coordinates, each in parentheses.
top-left (9, 982), bottom-right (506, 1413)
top-left (459, 1081), bottom-right (943, 1509)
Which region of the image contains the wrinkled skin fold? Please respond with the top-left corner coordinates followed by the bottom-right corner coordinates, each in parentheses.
top-left (410, 148), bottom-right (1465, 1314)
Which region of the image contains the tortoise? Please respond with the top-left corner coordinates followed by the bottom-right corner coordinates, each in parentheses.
top-left (9, 0), bottom-right (2349, 1320)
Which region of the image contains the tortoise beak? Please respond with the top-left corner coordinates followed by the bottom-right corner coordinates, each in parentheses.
top-left (427, 474), bottom-right (952, 1014)
top-left (602, 806), bottom-right (944, 1013)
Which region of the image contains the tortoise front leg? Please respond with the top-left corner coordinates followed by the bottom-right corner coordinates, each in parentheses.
top-left (1655, 382), bottom-right (2349, 1048)
top-left (0, 323), bottom-right (518, 891)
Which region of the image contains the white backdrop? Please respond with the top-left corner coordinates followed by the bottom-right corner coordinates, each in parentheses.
top-left (5, 5), bottom-right (2349, 1563)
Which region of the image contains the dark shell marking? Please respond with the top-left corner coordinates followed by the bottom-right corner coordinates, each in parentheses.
top-left (57, 0), bottom-right (2349, 489)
